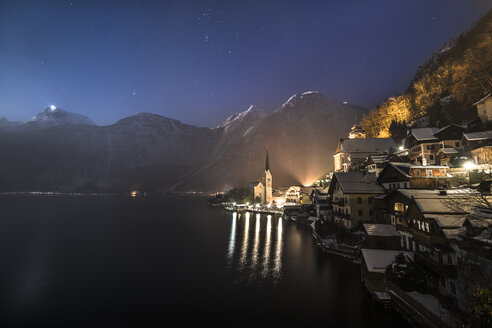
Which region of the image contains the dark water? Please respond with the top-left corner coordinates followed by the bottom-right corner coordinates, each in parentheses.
top-left (0, 196), bottom-right (408, 327)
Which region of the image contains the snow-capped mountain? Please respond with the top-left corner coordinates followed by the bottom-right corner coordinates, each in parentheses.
top-left (0, 92), bottom-right (367, 192)
top-left (27, 107), bottom-right (95, 127)
top-left (216, 105), bottom-right (265, 133)
top-left (279, 91), bottom-right (334, 110)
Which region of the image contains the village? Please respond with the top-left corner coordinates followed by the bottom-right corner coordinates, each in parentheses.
top-left (212, 94), bottom-right (492, 328)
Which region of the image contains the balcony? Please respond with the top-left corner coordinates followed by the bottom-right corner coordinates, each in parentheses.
top-left (332, 198), bottom-right (345, 207)
top-left (414, 252), bottom-right (457, 278)
top-left (334, 213), bottom-right (350, 221)
top-left (410, 228), bottom-right (447, 246)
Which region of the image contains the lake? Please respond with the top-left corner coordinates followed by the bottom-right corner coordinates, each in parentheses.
top-left (0, 195), bottom-right (408, 327)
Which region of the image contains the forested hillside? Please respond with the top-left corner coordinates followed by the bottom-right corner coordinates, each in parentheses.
top-left (362, 10), bottom-right (492, 137)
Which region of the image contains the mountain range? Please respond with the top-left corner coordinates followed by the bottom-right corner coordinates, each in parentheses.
top-left (0, 92), bottom-right (366, 192)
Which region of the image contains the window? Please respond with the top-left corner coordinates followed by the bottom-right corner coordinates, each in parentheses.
top-left (455, 141), bottom-right (460, 147)
top-left (358, 210), bottom-right (363, 216)
top-left (369, 210), bottom-right (374, 216)
top-left (368, 198), bottom-right (373, 204)
top-left (429, 155), bottom-right (434, 160)
top-left (450, 282), bottom-right (456, 295)
top-left (397, 183), bottom-right (400, 188)
top-left (394, 202), bottom-right (405, 212)
top-left (403, 182), bottom-right (408, 188)
top-left (426, 169), bottom-right (433, 177)
top-left (427, 145), bottom-right (432, 150)
top-left (357, 197), bottom-right (362, 204)
top-left (425, 222), bottom-right (430, 232)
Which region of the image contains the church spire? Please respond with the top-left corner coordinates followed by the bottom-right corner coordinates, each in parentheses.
top-left (265, 148), bottom-right (270, 171)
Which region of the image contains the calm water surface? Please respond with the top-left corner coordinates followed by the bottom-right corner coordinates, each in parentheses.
top-left (0, 196), bottom-right (408, 327)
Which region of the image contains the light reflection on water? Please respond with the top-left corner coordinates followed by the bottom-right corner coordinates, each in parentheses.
top-left (227, 212), bottom-right (284, 282)
top-left (251, 214), bottom-right (261, 268)
top-left (227, 212), bottom-right (237, 262)
top-left (239, 212), bottom-right (250, 268)
top-left (274, 217), bottom-right (283, 278)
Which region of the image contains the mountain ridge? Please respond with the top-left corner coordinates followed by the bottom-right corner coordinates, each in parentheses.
top-left (0, 91), bottom-right (367, 192)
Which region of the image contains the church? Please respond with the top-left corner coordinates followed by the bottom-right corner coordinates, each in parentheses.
top-left (248, 150), bottom-right (273, 204)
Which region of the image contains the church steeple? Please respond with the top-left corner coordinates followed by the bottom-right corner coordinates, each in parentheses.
top-left (263, 148), bottom-right (273, 204)
top-left (265, 148), bottom-right (270, 171)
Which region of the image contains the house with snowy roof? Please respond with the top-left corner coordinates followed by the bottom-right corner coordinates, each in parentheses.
top-left (360, 249), bottom-right (413, 302)
top-left (462, 130), bottom-right (492, 168)
top-left (361, 223), bottom-right (401, 250)
top-left (456, 210), bottom-right (492, 311)
top-left (376, 162), bottom-right (451, 190)
top-left (474, 93), bottom-right (492, 123)
top-left (405, 125), bottom-right (465, 166)
top-left (334, 137), bottom-right (396, 172)
top-left (462, 130), bottom-right (492, 149)
top-left (403, 189), bottom-right (482, 300)
top-left (328, 172), bottom-right (385, 229)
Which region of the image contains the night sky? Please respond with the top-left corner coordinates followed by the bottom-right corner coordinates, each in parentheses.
top-left (1, 0), bottom-right (491, 127)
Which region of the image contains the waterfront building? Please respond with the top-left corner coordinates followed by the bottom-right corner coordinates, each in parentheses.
top-left (360, 249), bottom-right (414, 302)
top-left (285, 185), bottom-right (315, 205)
top-left (250, 149), bottom-right (273, 204)
top-left (249, 180), bottom-right (265, 203)
top-left (456, 213), bottom-right (492, 311)
top-left (328, 172), bottom-right (384, 229)
top-left (362, 223), bottom-right (401, 250)
top-left (310, 188), bottom-right (330, 220)
top-left (403, 190), bottom-right (483, 302)
top-left (272, 187), bottom-right (287, 205)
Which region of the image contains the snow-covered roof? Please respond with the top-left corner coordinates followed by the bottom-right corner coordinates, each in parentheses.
top-left (363, 224), bottom-right (400, 237)
top-left (433, 124), bottom-right (465, 136)
top-left (367, 155), bottom-right (389, 163)
top-left (333, 172), bottom-right (385, 194)
top-left (463, 130), bottom-right (492, 141)
top-left (473, 228), bottom-right (492, 245)
top-left (348, 152), bottom-right (373, 159)
top-left (423, 214), bottom-right (465, 228)
top-left (473, 93), bottom-right (491, 106)
top-left (442, 228), bottom-right (463, 241)
top-left (338, 138), bottom-right (396, 154)
top-left (416, 198), bottom-right (469, 214)
top-left (409, 128), bottom-right (439, 141)
top-left (438, 148), bottom-right (459, 154)
top-left (380, 163), bottom-right (449, 181)
top-left (397, 188), bottom-right (478, 199)
top-left (361, 249), bottom-right (414, 273)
